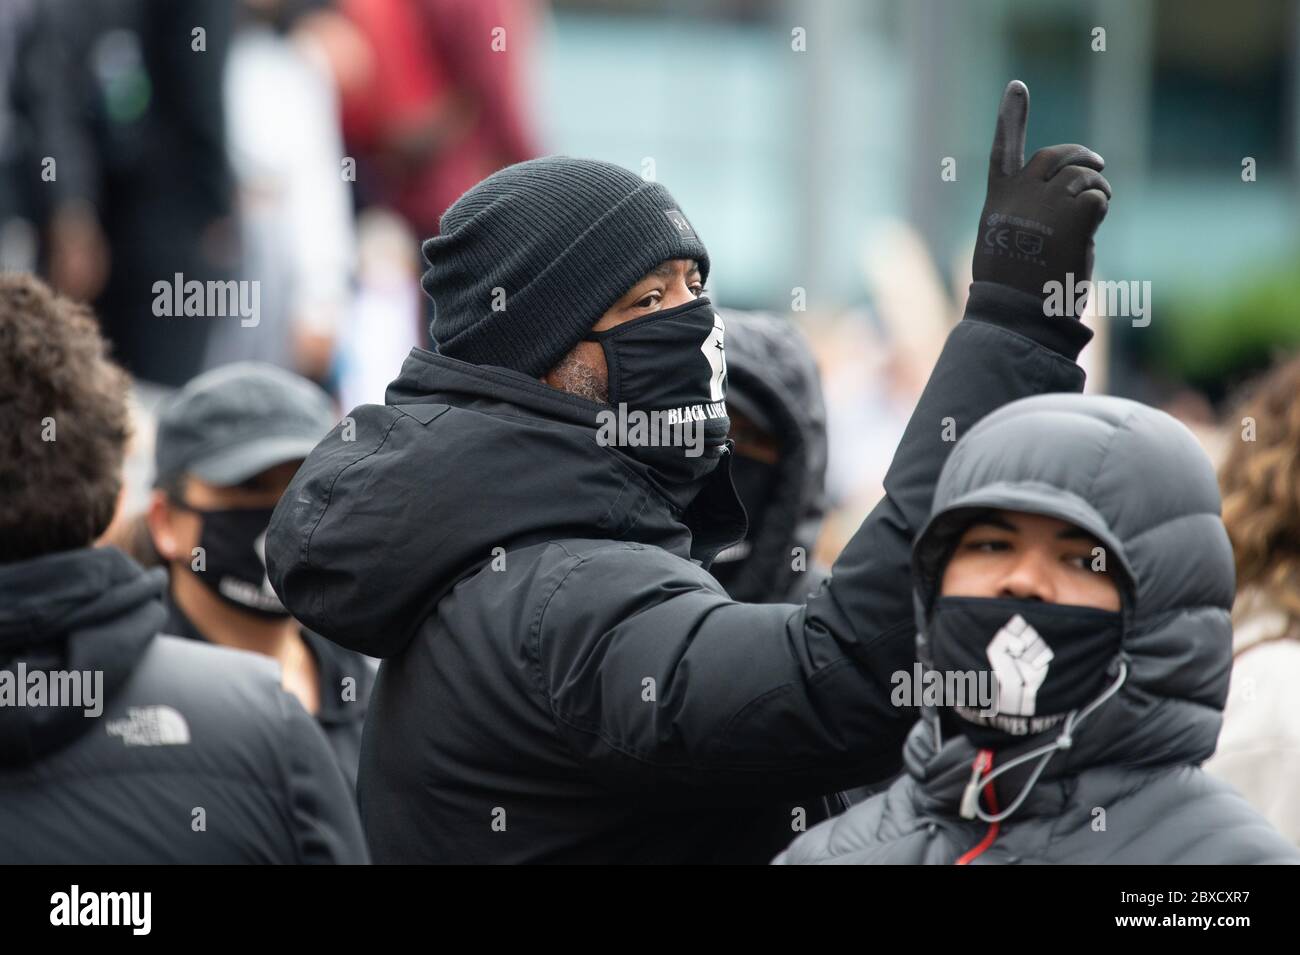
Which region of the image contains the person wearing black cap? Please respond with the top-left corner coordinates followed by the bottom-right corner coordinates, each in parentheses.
top-left (268, 82), bottom-right (1113, 863)
top-left (0, 274), bottom-right (367, 863)
top-left (146, 361), bottom-right (375, 790)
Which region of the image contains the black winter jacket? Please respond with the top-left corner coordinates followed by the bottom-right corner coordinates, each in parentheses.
top-left (0, 546), bottom-right (368, 863)
top-left (266, 282), bottom-right (1091, 863)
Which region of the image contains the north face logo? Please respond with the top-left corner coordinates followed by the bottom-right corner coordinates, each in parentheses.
top-left (986, 615), bottom-right (1053, 717)
top-left (106, 706), bottom-right (191, 747)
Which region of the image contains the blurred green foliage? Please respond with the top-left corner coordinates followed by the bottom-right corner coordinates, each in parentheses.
top-left (1157, 259), bottom-right (1300, 386)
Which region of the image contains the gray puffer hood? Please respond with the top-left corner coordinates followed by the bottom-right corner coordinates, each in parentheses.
top-left (906, 393), bottom-right (1234, 806)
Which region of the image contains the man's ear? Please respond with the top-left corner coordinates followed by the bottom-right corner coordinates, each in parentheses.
top-left (145, 489), bottom-right (180, 562)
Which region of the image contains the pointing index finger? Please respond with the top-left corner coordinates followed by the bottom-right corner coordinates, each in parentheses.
top-left (990, 80), bottom-right (1029, 177)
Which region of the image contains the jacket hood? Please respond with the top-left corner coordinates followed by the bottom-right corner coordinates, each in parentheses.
top-left (905, 393), bottom-right (1234, 808)
top-left (0, 547), bottom-right (165, 765)
top-left (266, 347), bottom-right (746, 658)
top-left (709, 310), bottom-right (828, 602)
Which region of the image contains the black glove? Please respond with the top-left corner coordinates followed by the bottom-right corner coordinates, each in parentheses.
top-left (973, 80), bottom-right (1112, 300)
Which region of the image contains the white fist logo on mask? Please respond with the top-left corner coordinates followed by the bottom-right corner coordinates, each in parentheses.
top-left (986, 614), bottom-right (1054, 717)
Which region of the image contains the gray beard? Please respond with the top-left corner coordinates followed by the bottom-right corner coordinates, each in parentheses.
top-left (549, 351), bottom-right (608, 405)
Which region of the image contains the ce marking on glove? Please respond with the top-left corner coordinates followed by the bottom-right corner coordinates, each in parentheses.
top-left (984, 225), bottom-right (1009, 250)
top-left (983, 225), bottom-right (1047, 262)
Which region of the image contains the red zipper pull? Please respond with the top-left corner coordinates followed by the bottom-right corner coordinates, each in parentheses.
top-left (955, 749), bottom-right (1002, 865)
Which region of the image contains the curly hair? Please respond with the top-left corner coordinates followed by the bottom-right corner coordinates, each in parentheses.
top-left (0, 273), bottom-right (132, 563)
top-left (1220, 353), bottom-right (1300, 630)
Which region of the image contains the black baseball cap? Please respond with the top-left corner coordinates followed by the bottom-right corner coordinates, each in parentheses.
top-left (154, 362), bottom-right (336, 489)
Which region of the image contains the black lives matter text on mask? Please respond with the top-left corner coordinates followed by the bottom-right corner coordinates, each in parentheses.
top-left (595, 400), bottom-right (728, 457)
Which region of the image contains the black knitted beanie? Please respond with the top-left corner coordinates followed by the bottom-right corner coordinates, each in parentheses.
top-left (421, 156), bottom-right (710, 377)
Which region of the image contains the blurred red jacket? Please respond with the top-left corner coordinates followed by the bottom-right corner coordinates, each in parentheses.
top-left (339, 0), bottom-right (540, 236)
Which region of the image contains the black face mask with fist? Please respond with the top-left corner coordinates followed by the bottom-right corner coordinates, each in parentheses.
top-left (927, 596), bottom-right (1124, 750)
top-left (587, 297), bottom-right (731, 488)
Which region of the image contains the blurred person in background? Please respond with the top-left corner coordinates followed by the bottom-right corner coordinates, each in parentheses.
top-left (302, 0), bottom-right (542, 393)
top-left (819, 220), bottom-right (960, 535)
top-left (1207, 354), bottom-right (1300, 846)
top-left (29, 0), bottom-right (237, 390)
top-left (0, 275), bottom-right (367, 863)
top-left (778, 394), bottom-right (1299, 865)
top-left (814, 313), bottom-right (921, 563)
top-left (334, 0), bottom-right (541, 240)
top-left (710, 308), bottom-right (829, 604)
top-left (205, 0), bottom-right (356, 384)
top-left (146, 362), bottom-right (374, 790)
top-left (719, 308), bottom-right (887, 812)
top-left (266, 81), bottom-right (1111, 863)
top-left (335, 208), bottom-right (424, 408)
top-left (0, 0), bottom-right (41, 273)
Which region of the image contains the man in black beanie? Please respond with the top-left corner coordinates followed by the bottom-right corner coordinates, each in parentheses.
top-left (268, 81), bottom-right (1113, 863)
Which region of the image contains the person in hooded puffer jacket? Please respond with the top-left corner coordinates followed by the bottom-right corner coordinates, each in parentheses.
top-left (775, 393), bottom-right (1300, 865)
top-left (708, 309), bottom-right (829, 605)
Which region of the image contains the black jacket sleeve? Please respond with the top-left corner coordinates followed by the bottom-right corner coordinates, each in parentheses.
top-left (539, 284), bottom-right (1091, 801)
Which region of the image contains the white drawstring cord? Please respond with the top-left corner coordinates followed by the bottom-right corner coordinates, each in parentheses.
top-left (959, 660), bottom-right (1129, 823)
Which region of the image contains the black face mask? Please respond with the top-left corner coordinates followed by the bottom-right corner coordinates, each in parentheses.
top-left (587, 297), bottom-right (730, 488)
top-left (927, 596), bottom-right (1123, 750)
top-left (173, 503), bottom-right (291, 620)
